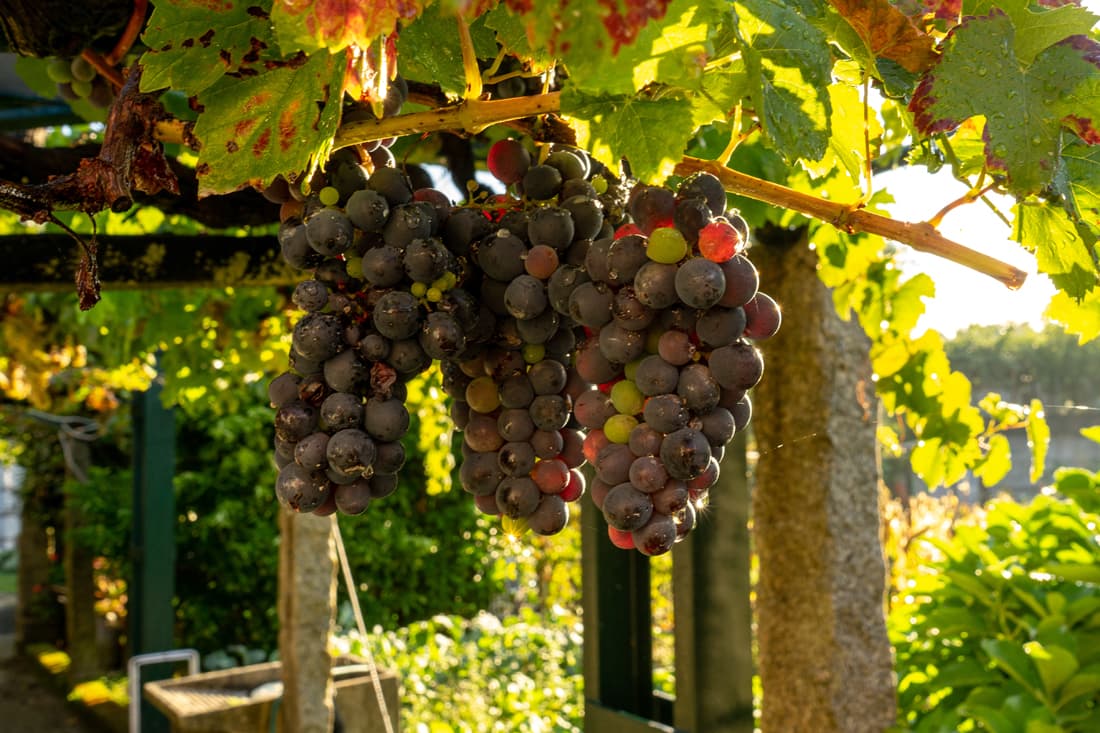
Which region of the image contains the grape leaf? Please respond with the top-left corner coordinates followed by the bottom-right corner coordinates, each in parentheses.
top-left (561, 88), bottom-right (698, 183)
top-left (909, 10), bottom-right (1100, 195)
top-left (732, 0), bottom-right (832, 163)
top-left (271, 0), bottom-right (425, 54)
top-left (966, 0), bottom-right (1098, 65)
top-left (560, 0), bottom-right (726, 95)
top-left (140, 0), bottom-right (276, 97)
top-left (974, 432), bottom-right (1011, 487)
top-left (397, 5), bottom-right (497, 97)
top-left (482, 4), bottom-right (554, 67)
top-left (1026, 398), bottom-right (1049, 484)
top-left (193, 52), bottom-right (345, 196)
top-left (1062, 142), bottom-right (1100, 226)
top-left (1045, 287), bottom-right (1100, 344)
top-left (1014, 200), bottom-right (1098, 299)
top-left (829, 0), bottom-right (939, 73)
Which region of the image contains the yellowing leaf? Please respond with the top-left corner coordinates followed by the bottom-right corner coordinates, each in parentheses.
top-left (272, 0), bottom-right (426, 54)
top-left (829, 0), bottom-right (938, 73)
top-left (1027, 398), bottom-right (1050, 484)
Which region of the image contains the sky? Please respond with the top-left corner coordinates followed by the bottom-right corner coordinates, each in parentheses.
top-left (878, 167), bottom-right (1057, 338)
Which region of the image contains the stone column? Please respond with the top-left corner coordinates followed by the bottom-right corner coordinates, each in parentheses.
top-left (750, 227), bottom-right (896, 733)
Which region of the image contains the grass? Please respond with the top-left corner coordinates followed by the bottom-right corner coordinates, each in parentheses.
top-left (0, 571), bottom-right (15, 594)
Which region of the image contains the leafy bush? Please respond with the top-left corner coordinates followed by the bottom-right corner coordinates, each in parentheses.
top-left (889, 466), bottom-right (1100, 732)
top-left (338, 610), bottom-right (584, 732)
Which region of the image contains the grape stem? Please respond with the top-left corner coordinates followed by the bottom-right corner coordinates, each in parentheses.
top-left (675, 157), bottom-right (1028, 290)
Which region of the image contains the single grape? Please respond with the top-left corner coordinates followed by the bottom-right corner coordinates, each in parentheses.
top-left (276, 463), bottom-right (330, 512)
top-left (525, 244), bottom-right (560, 279)
top-left (499, 442), bottom-right (537, 477)
top-left (698, 219), bottom-right (743, 263)
top-left (269, 372), bottom-right (303, 408)
top-left (675, 257), bottom-right (726, 309)
top-left (628, 422), bottom-right (664, 457)
top-left (633, 261), bottom-right (679, 309)
top-left (528, 207), bottom-right (575, 251)
top-left (496, 477), bottom-right (541, 518)
top-left (660, 427), bottom-right (712, 480)
top-left (527, 494), bottom-right (569, 535)
top-left (319, 391), bottom-right (363, 432)
top-left (334, 480), bottom-right (372, 515)
top-left (293, 432), bottom-right (329, 471)
top-left (275, 400), bottom-right (319, 442)
top-left (708, 343), bottom-right (765, 391)
top-left (531, 429), bottom-right (564, 459)
top-left (610, 380), bottom-right (645, 416)
top-left (632, 514), bottom-right (678, 556)
top-left (718, 254), bottom-right (760, 308)
top-left (596, 443), bottom-right (635, 485)
top-left (678, 172), bottom-right (727, 217)
top-left (696, 307), bottom-right (747, 348)
top-left (646, 227), bottom-right (688, 264)
top-left (743, 292), bottom-right (782, 340)
top-left (677, 363), bottom-right (721, 413)
top-left (293, 280), bottom-right (330, 312)
top-left (363, 398), bottom-right (410, 442)
top-left (643, 393), bottom-right (689, 434)
top-left (522, 164), bottom-right (563, 200)
top-left (467, 375), bottom-right (502, 413)
top-left (305, 208), bottom-right (354, 256)
top-left (460, 451), bottom-right (505, 496)
top-left (488, 139), bottom-right (532, 185)
top-left (602, 483), bottom-right (654, 532)
top-left (604, 414), bottom-right (638, 444)
top-left (635, 355), bottom-right (680, 396)
top-left (326, 428), bottom-right (377, 475)
top-left (532, 458), bottom-right (569, 494)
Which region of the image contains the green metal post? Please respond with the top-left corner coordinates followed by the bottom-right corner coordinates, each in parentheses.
top-left (130, 380), bottom-right (176, 732)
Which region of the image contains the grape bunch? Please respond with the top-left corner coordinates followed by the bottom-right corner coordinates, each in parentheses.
top-left (270, 154), bottom-right (480, 517)
top-left (269, 133), bottom-right (781, 555)
top-left (566, 174), bottom-right (781, 555)
top-left (45, 54), bottom-right (116, 109)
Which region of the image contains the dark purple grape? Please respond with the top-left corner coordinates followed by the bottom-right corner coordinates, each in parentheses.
top-left (334, 479), bottom-right (372, 515)
top-left (732, 393), bottom-right (753, 432)
top-left (504, 275), bottom-right (548, 319)
top-left (364, 398), bottom-right (410, 442)
top-left (584, 237), bottom-right (614, 284)
top-left (319, 392), bottom-right (363, 431)
top-left (743, 292), bottom-right (782, 340)
top-left (675, 257), bottom-right (726, 309)
top-left (574, 337), bottom-right (622, 384)
top-left (374, 440), bottom-right (406, 474)
top-left (633, 261), bottom-right (679, 309)
top-left (460, 451), bottom-right (505, 496)
top-left (369, 472), bottom-right (399, 499)
top-left (324, 348), bottom-right (368, 393)
top-left (293, 432), bottom-right (329, 470)
top-left (358, 333), bottom-right (391, 362)
top-left (528, 207), bottom-right (575, 251)
top-left (677, 363), bottom-right (721, 413)
top-left (635, 356), bottom-right (679, 396)
top-left (632, 513), bottom-right (677, 556)
top-left (718, 254), bottom-right (759, 308)
top-left (677, 172), bottom-right (727, 217)
top-left (573, 389), bottom-right (617, 430)
top-left (660, 428), bottom-right (712, 480)
top-left (528, 360), bottom-right (568, 395)
top-left (360, 245), bottom-right (405, 287)
top-left (546, 148), bottom-right (589, 180)
top-left (528, 495), bottom-right (569, 535)
top-left (673, 196), bottom-right (711, 245)
top-left (643, 394), bottom-right (688, 434)
top-left (496, 477), bottom-right (541, 517)
top-left (292, 313), bottom-right (344, 362)
top-left (280, 219), bottom-right (324, 270)
top-left (602, 483), bottom-right (654, 531)
top-left (607, 235), bottom-right (648, 285)
top-left (487, 139), bottom-right (531, 185)
top-left (522, 164), bottom-right (563, 200)
top-left (531, 429), bottom-right (564, 459)
top-left (652, 480), bottom-right (689, 514)
top-left (708, 343), bottom-right (764, 391)
top-left (275, 400), bottom-right (318, 442)
top-left (369, 166), bottom-right (413, 206)
top-left (464, 413), bottom-right (505, 452)
top-left (548, 264), bottom-right (590, 315)
top-left (515, 309), bottom-right (559, 344)
top-left (499, 442), bottom-right (537, 477)
top-left (568, 282), bottom-right (614, 329)
top-left (657, 330), bottom-right (696, 366)
top-left (269, 372), bottom-right (303, 408)
top-left (498, 408), bottom-right (536, 442)
top-left (611, 287), bottom-right (655, 331)
top-left (499, 373), bottom-right (535, 409)
top-left (293, 280), bottom-right (330, 312)
top-left (326, 428), bottom-right (376, 475)
top-left (596, 443), bottom-right (635, 485)
top-left (562, 195), bottom-right (604, 240)
top-left (628, 422), bottom-right (664, 456)
top-left (306, 208), bottom-right (354, 256)
top-left (628, 455), bottom-right (669, 493)
top-left (477, 231), bottom-right (528, 281)
top-left (276, 463), bottom-right (330, 512)
top-left (696, 307), bottom-right (746, 348)
top-left (404, 238), bottom-right (448, 283)
top-left (443, 207), bottom-right (491, 255)
top-left (419, 311), bottom-right (466, 359)
top-left (699, 406), bottom-right (736, 447)
top-left (346, 188), bottom-right (390, 232)
top-left (373, 291), bottom-right (421, 340)
top-left (530, 394), bottom-right (569, 431)
top-left (598, 322), bottom-right (645, 364)
top-left (388, 338), bottom-right (431, 376)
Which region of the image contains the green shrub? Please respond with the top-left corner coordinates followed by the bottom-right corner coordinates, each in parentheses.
top-left (340, 609), bottom-right (584, 732)
top-left (889, 466), bottom-right (1100, 732)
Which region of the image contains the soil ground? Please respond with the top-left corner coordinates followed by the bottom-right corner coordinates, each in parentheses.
top-left (0, 592), bottom-right (101, 733)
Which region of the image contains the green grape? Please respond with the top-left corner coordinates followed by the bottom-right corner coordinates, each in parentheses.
top-left (70, 79), bottom-right (93, 98)
top-left (344, 256), bottom-right (363, 279)
top-left (604, 414), bottom-right (638, 444)
top-left (426, 287), bottom-right (443, 302)
top-left (610, 380), bottom-right (644, 416)
top-left (410, 281), bottom-right (427, 297)
top-left (46, 57), bottom-right (74, 84)
top-left (522, 343), bottom-right (545, 364)
top-left (318, 186), bottom-right (340, 207)
top-left (70, 56), bottom-right (96, 83)
top-left (592, 175), bottom-right (609, 195)
top-left (430, 277), bottom-right (449, 292)
top-left (646, 227), bottom-right (688, 264)
top-left (624, 358), bottom-right (644, 381)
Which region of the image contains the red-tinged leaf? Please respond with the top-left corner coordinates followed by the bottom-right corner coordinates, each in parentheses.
top-left (272, 0), bottom-right (426, 54)
top-left (829, 0), bottom-right (938, 73)
top-left (193, 52), bottom-right (345, 196)
top-left (910, 10), bottom-right (1100, 195)
top-left (921, 0), bottom-right (961, 22)
top-left (599, 0), bottom-right (674, 54)
top-left (498, 0), bottom-right (671, 59)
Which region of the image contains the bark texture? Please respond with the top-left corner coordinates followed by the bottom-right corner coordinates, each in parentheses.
top-left (750, 226), bottom-right (896, 733)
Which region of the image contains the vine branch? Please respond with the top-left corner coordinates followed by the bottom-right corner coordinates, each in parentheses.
top-left (674, 157), bottom-right (1028, 290)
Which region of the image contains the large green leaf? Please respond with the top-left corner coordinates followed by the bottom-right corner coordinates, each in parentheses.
top-left (982, 638), bottom-right (1044, 697)
top-left (1045, 287), bottom-right (1100, 345)
top-left (910, 10), bottom-right (1100, 195)
top-left (1024, 641), bottom-right (1079, 700)
top-left (141, 0), bottom-right (277, 97)
top-left (561, 88), bottom-right (698, 183)
top-left (1014, 201), bottom-right (1098, 300)
top-left (397, 5), bottom-right (496, 97)
top-left (192, 51), bottom-right (345, 196)
top-left (732, 0), bottom-right (832, 162)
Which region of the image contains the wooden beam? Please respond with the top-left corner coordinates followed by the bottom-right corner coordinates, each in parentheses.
top-left (0, 234), bottom-right (299, 290)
